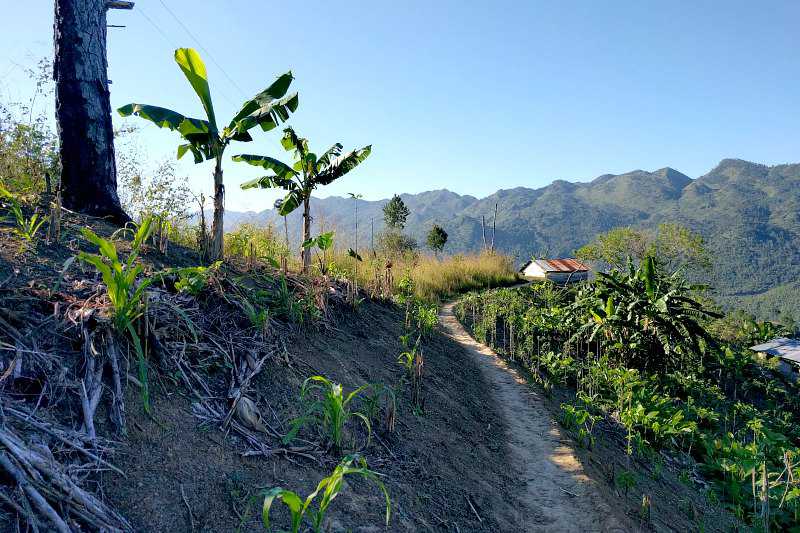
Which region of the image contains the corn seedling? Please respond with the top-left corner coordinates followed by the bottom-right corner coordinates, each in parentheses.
top-left (171, 261), bottom-right (221, 296)
top-left (5, 195), bottom-right (46, 245)
top-left (260, 454), bottom-right (390, 533)
top-left (362, 383), bottom-right (397, 434)
top-left (284, 375), bottom-right (373, 452)
top-left (396, 271), bottom-right (415, 329)
top-left (78, 216), bottom-right (155, 412)
top-left (639, 494), bottom-right (652, 523)
top-left (397, 335), bottom-right (424, 410)
top-left (415, 301), bottom-right (438, 338)
top-left (615, 468), bottom-right (637, 499)
top-left (301, 231), bottom-right (334, 275)
top-left (240, 296), bottom-right (269, 332)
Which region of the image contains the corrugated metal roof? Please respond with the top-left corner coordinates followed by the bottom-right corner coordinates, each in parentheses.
top-left (533, 258), bottom-right (590, 273)
top-left (750, 337), bottom-right (800, 365)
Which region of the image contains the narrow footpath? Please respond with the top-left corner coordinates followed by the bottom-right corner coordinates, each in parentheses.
top-left (439, 302), bottom-right (631, 532)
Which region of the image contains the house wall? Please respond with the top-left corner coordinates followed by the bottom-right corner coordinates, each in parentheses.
top-left (777, 360), bottom-right (799, 383)
top-left (521, 263), bottom-right (588, 284)
top-left (546, 271), bottom-right (589, 284)
top-left (522, 262), bottom-right (547, 278)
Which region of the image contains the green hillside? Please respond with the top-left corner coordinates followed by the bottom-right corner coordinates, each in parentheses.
top-left (224, 159), bottom-right (800, 321)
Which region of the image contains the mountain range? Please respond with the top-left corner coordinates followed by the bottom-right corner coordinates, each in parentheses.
top-left (222, 159), bottom-right (800, 323)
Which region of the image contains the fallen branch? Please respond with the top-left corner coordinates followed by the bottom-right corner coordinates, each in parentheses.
top-left (466, 494), bottom-right (483, 523)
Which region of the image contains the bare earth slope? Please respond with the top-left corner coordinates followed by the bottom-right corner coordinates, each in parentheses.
top-left (440, 303), bottom-right (632, 532)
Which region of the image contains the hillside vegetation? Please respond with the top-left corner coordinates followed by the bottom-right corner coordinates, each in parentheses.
top-left (226, 159), bottom-right (800, 321)
top-left (0, 199), bottom-right (528, 531)
top-left (455, 261), bottom-right (800, 530)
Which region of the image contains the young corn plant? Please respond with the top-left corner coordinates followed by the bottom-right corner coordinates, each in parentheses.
top-left (172, 261), bottom-right (222, 296)
top-left (396, 272), bottom-right (415, 329)
top-left (78, 217), bottom-right (155, 412)
top-left (239, 296), bottom-right (269, 333)
top-left (1, 188), bottom-right (46, 245)
top-left (414, 301), bottom-right (438, 338)
top-left (261, 454), bottom-right (390, 533)
top-left (284, 376), bottom-right (373, 452)
top-left (362, 383), bottom-right (397, 434)
top-left (302, 231), bottom-right (334, 275)
top-left (397, 335), bottom-right (424, 411)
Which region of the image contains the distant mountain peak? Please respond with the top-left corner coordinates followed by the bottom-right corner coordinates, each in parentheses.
top-left (653, 167), bottom-right (692, 186)
top-left (715, 158), bottom-right (765, 169)
top-left (703, 158), bottom-right (770, 185)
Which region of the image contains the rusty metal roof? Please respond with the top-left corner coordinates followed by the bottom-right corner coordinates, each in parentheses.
top-left (533, 258), bottom-right (590, 272)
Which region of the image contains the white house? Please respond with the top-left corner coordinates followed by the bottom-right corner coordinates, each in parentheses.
top-left (519, 258), bottom-right (590, 284)
top-left (750, 337), bottom-right (800, 382)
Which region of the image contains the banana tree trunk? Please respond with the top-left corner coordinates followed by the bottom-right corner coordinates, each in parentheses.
top-left (209, 156), bottom-right (224, 261)
top-left (301, 197), bottom-right (311, 273)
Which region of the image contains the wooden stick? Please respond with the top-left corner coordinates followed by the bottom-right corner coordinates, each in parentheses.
top-left (180, 484), bottom-right (195, 532)
top-left (0, 452), bottom-right (72, 533)
top-left (466, 495), bottom-right (482, 523)
top-left (3, 406), bottom-right (125, 477)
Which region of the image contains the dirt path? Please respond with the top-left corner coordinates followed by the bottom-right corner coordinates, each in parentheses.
top-left (440, 302), bottom-right (631, 532)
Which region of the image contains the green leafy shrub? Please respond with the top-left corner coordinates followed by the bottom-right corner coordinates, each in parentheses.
top-left (455, 268), bottom-right (800, 529)
top-left (560, 403), bottom-right (600, 449)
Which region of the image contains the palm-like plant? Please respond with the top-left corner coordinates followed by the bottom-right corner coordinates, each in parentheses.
top-left (572, 256), bottom-right (720, 373)
top-left (234, 127), bottom-right (370, 272)
top-left (118, 48), bottom-right (298, 261)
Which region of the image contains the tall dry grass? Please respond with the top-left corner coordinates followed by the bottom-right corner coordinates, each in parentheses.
top-left (328, 251), bottom-right (520, 303)
top-left (218, 225), bottom-right (519, 303)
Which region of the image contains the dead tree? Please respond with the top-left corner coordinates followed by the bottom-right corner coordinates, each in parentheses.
top-left (54, 0), bottom-right (130, 223)
top-left (490, 202), bottom-right (498, 252)
top-left (481, 215), bottom-right (487, 251)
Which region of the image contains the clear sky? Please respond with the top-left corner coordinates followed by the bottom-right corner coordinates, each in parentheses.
top-left (1, 1), bottom-right (798, 212)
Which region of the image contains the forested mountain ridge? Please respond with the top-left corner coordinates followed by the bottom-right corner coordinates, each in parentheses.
top-left (224, 159), bottom-right (800, 320)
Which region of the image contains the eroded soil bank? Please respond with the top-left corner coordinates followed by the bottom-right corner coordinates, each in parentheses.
top-left (105, 300), bottom-right (534, 531)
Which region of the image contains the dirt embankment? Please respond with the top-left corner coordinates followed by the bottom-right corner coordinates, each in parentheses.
top-left (104, 299), bottom-right (537, 531)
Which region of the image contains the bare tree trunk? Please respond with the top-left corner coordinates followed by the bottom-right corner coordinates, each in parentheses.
top-left (54, 0), bottom-right (128, 223)
top-left (301, 197), bottom-right (311, 273)
top-left (490, 202), bottom-right (498, 252)
top-left (209, 156), bottom-right (224, 261)
top-left (481, 215), bottom-right (487, 251)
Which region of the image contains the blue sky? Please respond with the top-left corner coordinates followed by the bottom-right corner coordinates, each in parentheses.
top-left (2, 1), bottom-right (798, 212)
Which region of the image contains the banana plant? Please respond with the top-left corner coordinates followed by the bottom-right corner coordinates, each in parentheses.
top-left (571, 255), bottom-right (720, 373)
top-left (302, 230), bottom-right (335, 274)
top-left (234, 127), bottom-right (371, 273)
top-left (118, 48), bottom-right (298, 262)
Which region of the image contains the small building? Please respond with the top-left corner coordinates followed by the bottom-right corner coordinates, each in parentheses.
top-left (750, 337), bottom-right (800, 382)
top-left (519, 258), bottom-right (590, 284)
